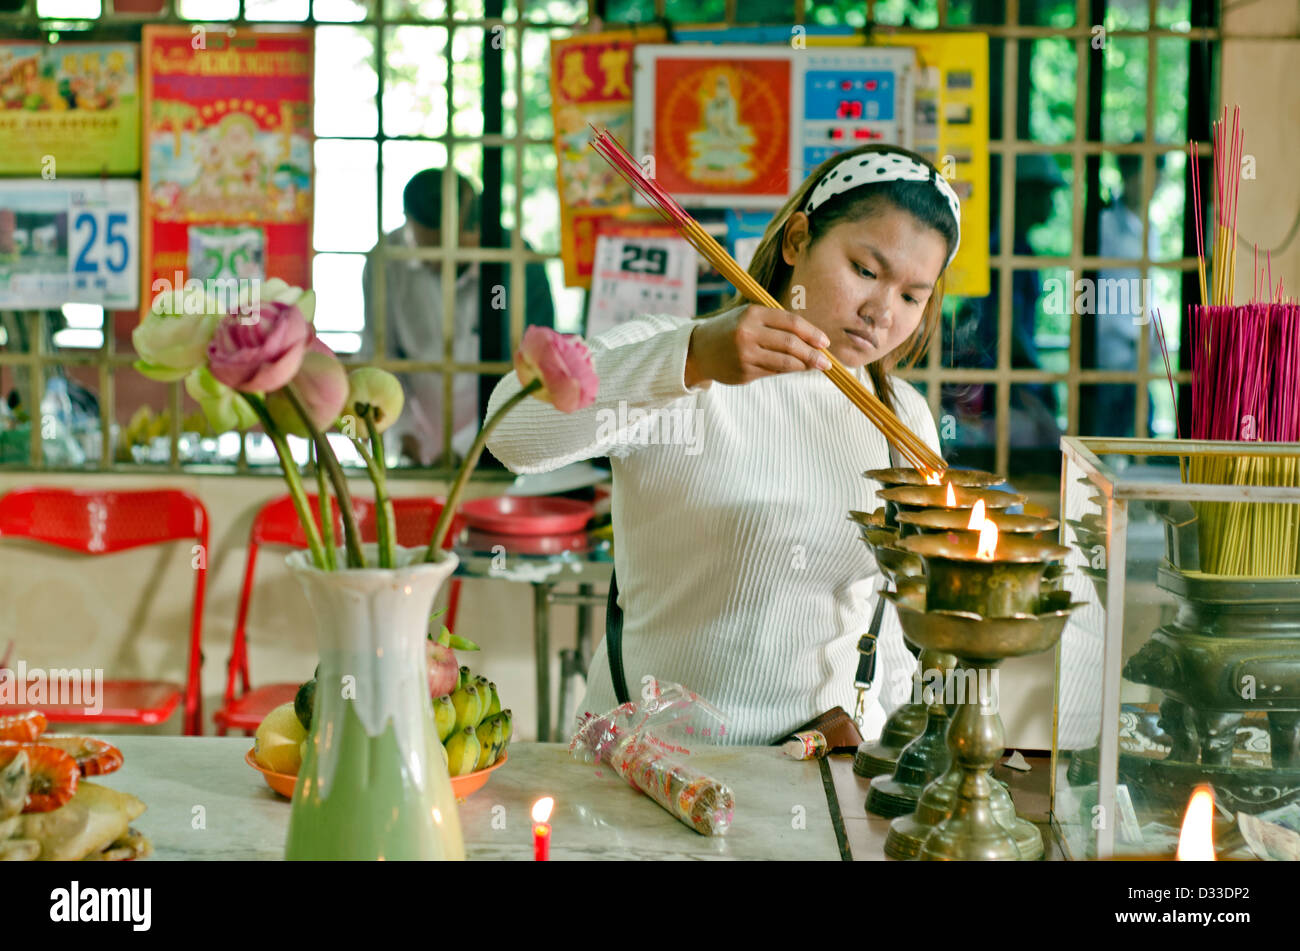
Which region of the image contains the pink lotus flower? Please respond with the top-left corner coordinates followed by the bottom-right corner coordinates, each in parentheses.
top-left (208, 301), bottom-right (312, 393)
top-left (266, 338), bottom-right (349, 438)
top-left (513, 326), bottom-right (598, 413)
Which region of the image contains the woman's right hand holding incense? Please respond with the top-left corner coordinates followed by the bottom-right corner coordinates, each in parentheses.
top-left (684, 305), bottom-right (832, 388)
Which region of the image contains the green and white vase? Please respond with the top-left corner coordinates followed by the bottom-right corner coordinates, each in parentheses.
top-left (284, 544), bottom-right (465, 860)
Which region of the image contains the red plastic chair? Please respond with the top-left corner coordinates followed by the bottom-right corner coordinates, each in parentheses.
top-left (214, 494), bottom-right (466, 736)
top-left (0, 487), bottom-right (209, 736)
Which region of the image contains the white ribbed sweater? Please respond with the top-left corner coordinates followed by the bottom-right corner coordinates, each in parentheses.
top-left (485, 311), bottom-right (941, 745)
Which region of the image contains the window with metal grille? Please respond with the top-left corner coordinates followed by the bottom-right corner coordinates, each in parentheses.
top-left (0, 0), bottom-right (1214, 483)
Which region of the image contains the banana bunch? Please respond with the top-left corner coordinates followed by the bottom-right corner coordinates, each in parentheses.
top-left (434, 666), bottom-right (512, 777)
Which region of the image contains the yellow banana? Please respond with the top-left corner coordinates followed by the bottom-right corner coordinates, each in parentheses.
top-left (444, 726), bottom-right (481, 777)
top-left (433, 694), bottom-right (456, 742)
top-left (450, 684), bottom-right (483, 733)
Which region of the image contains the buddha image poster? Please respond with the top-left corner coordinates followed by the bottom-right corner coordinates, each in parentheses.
top-left (634, 46), bottom-right (795, 207)
top-left (142, 27), bottom-right (313, 314)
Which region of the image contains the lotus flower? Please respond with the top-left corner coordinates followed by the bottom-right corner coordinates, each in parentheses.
top-left (424, 329), bottom-right (599, 561)
top-left (184, 367), bottom-right (259, 434)
top-left (132, 289), bottom-right (222, 382)
top-left (513, 326), bottom-right (598, 413)
top-left (207, 301), bottom-right (312, 394)
top-left (238, 278), bottom-right (317, 325)
top-left (266, 339), bottom-right (349, 438)
top-left (344, 367), bottom-right (405, 434)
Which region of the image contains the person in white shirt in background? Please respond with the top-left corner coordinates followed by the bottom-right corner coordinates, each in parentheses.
top-left (359, 168), bottom-right (555, 465)
top-left (1091, 146), bottom-right (1165, 437)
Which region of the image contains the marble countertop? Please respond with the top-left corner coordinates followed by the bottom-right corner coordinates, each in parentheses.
top-left (92, 737), bottom-right (846, 861)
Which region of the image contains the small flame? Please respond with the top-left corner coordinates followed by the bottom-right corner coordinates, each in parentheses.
top-left (976, 519), bottom-right (999, 560)
top-left (532, 797), bottom-right (554, 824)
top-left (967, 499), bottom-right (986, 531)
top-left (945, 482), bottom-right (957, 507)
top-left (924, 469), bottom-right (944, 486)
top-left (1176, 786), bottom-right (1216, 861)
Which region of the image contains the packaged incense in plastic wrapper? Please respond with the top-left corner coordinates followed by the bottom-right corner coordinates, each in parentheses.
top-left (570, 681), bottom-right (735, 835)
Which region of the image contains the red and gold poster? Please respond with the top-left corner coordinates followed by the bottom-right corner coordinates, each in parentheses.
top-left (633, 46), bottom-right (796, 208)
top-left (142, 27), bottom-right (312, 313)
top-left (550, 25), bottom-right (665, 289)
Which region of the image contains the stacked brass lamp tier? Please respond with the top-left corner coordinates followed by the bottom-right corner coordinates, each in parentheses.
top-left (852, 467), bottom-right (1081, 860)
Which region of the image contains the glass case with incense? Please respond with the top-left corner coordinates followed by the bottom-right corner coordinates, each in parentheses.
top-left (1052, 107), bottom-right (1300, 860)
top-left (1053, 440), bottom-right (1300, 861)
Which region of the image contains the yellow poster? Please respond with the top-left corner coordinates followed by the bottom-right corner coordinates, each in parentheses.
top-left (863, 33), bottom-right (990, 298)
top-left (0, 42), bottom-right (140, 175)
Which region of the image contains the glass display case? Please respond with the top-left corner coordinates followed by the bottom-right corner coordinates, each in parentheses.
top-left (1052, 436), bottom-right (1300, 859)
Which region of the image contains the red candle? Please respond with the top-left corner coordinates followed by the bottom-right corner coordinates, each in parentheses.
top-left (532, 797), bottom-right (554, 861)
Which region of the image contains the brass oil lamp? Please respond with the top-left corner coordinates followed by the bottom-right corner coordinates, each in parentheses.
top-left (850, 469), bottom-right (1006, 779)
top-left (881, 511), bottom-right (1082, 859)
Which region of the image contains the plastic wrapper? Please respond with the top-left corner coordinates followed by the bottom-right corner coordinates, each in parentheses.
top-left (570, 681), bottom-right (735, 836)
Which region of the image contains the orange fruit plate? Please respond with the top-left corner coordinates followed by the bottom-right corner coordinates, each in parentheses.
top-left (245, 747), bottom-right (508, 800)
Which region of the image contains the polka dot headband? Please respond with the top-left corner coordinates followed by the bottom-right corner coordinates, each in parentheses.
top-left (803, 151), bottom-right (962, 268)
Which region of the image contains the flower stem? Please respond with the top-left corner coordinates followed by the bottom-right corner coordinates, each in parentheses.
top-left (424, 379), bottom-right (540, 562)
top-left (285, 385), bottom-right (366, 569)
top-left (349, 421), bottom-right (394, 568)
top-left (313, 450), bottom-right (337, 571)
top-left (246, 394), bottom-right (327, 570)
top-left (366, 411), bottom-right (396, 568)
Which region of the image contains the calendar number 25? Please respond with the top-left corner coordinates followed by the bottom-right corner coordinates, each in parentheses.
top-left (73, 211), bottom-right (130, 274)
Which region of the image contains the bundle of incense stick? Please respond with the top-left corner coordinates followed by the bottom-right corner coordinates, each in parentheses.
top-left (588, 125), bottom-right (946, 476)
top-left (1173, 107), bottom-right (1300, 576)
top-left (1187, 304), bottom-right (1300, 575)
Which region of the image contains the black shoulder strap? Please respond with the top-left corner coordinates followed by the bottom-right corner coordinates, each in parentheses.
top-left (605, 567), bottom-right (631, 704)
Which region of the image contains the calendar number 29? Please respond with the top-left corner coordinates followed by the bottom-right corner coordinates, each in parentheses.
top-left (619, 243), bottom-right (668, 277)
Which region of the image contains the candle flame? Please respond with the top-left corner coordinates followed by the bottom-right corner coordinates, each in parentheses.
top-left (945, 482), bottom-right (957, 507)
top-left (1176, 785), bottom-right (1216, 860)
top-left (967, 499), bottom-right (986, 530)
top-left (924, 469), bottom-right (944, 486)
top-left (532, 797), bottom-right (554, 824)
top-left (976, 519), bottom-right (999, 560)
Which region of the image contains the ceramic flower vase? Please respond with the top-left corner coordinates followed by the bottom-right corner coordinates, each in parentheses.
top-left (284, 544), bottom-right (465, 860)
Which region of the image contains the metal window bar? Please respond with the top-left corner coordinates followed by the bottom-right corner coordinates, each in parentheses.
top-left (0, 0), bottom-right (1224, 478)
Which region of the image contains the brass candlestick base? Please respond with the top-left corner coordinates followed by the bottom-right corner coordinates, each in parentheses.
top-left (854, 702), bottom-right (930, 777)
top-left (920, 657), bottom-right (1021, 860)
top-left (865, 648), bottom-right (956, 817)
top-left (887, 594), bottom-right (1083, 860)
top-left (884, 749), bottom-right (1043, 861)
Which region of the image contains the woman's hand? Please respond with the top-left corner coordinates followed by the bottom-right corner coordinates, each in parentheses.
top-left (684, 304), bottom-right (832, 387)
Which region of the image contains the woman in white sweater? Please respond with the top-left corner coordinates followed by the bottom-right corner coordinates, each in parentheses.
top-left (486, 144), bottom-right (960, 744)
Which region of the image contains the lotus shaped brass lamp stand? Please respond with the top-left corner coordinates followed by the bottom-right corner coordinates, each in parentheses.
top-left (850, 468), bottom-right (1006, 779)
top-left (880, 532), bottom-right (1082, 861)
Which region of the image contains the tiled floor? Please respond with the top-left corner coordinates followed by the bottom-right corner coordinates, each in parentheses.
top-left (826, 750), bottom-right (1065, 861)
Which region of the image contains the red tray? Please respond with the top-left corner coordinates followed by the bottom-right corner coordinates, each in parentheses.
top-left (458, 495), bottom-right (594, 535)
top-left (464, 529), bottom-right (591, 556)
